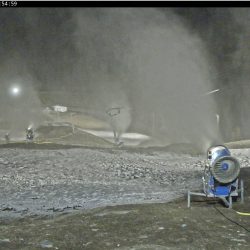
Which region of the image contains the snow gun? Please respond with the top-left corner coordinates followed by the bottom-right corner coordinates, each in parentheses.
top-left (188, 145), bottom-right (244, 208)
top-left (26, 126), bottom-right (34, 141)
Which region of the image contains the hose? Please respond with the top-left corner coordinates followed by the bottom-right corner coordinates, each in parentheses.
top-left (235, 211), bottom-right (250, 216)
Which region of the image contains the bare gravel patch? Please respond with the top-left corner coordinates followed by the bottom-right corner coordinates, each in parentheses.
top-left (0, 145), bottom-right (248, 220)
top-left (0, 146), bottom-right (204, 219)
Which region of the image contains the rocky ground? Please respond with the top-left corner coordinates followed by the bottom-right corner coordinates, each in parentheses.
top-left (0, 143), bottom-right (249, 219)
top-left (0, 144), bottom-right (250, 249)
top-left (0, 144), bottom-right (205, 219)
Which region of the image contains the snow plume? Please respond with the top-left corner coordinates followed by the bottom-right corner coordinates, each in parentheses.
top-left (0, 9), bottom-right (47, 136)
top-left (229, 9), bottom-right (250, 140)
top-left (0, 8), bottom-right (225, 149)
top-left (173, 8), bottom-right (250, 142)
top-left (72, 9), bottom-right (133, 135)
top-left (0, 75), bottom-right (43, 135)
top-left (73, 8), bottom-right (220, 149)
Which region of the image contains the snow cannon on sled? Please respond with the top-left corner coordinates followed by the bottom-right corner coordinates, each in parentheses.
top-left (188, 145), bottom-right (244, 208)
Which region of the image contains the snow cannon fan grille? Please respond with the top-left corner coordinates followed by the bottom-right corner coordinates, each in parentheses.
top-left (211, 156), bottom-right (240, 184)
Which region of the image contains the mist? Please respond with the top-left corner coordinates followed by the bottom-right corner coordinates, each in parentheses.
top-left (2, 8), bottom-right (250, 148)
top-left (72, 8), bottom-right (220, 149)
top-left (173, 8), bottom-right (250, 141)
top-left (0, 76), bottom-right (43, 135)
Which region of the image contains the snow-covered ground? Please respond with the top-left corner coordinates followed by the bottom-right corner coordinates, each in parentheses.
top-left (80, 129), bottom-right (151, 146)
top-left (0, 146), bottom-right (248, 219)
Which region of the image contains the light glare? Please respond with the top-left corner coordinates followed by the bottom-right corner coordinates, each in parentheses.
top-left (10, 86), bottom-right (21, 96)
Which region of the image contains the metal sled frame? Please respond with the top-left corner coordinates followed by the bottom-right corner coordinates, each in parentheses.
top-left (187, 179), bottom-right (244, 209)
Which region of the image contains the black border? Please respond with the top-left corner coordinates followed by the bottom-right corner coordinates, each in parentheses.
top-left (2, 1), bottom-right (250, 8)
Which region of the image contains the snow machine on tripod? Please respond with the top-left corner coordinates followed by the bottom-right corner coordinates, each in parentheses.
top-left (26, 126), bottom-right (34, 142)
top-left (188, 145), bottom-right (244, 208)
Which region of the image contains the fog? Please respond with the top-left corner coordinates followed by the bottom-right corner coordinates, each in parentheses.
top-left (71, 8), bottom-right (219, 148)
top-left (0, 75), bottom-right (43, 136)
top-left (173, 8), bottom-right (250, 141)
top-left (1, 8), bottom-right (250, 148)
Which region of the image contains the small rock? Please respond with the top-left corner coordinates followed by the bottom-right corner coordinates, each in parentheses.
top-left (239, 233), bottom-right (246, 236)
top-left (40, 240), bottom-right (53, 248)
top-left (31, 196), bottom-right (39, 200)
top-left (2, 207), bottom-right (15, 211)
top-left (73, 205), bottom-right (82, 209)
top-left (83, 242), bottom-right (92, 247)
top-left (0, 239), bottom-right (10, 243)
top-left (48, 207), bottom-right (64, 212)
top-left (138, 235), bottom-right (148, 239)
